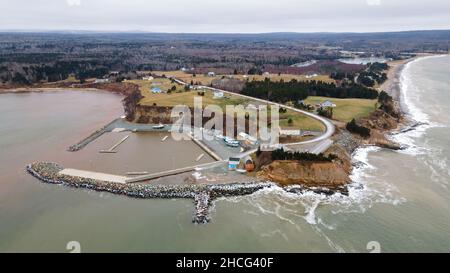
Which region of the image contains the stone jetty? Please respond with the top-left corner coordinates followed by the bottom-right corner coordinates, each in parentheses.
top-left (193, 192), bottom-right (211, 224)
top-left (68, 118), bottom-right (119, 152)
top-left (26, 162), bottom-right (274, 224)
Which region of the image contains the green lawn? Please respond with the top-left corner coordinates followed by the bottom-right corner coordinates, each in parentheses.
top-left (132, 79), bottom-right (325, 132)
top-left (304, 96), bottom-right (378, 122)
top-left (279, 109), bottom-right (325, 132)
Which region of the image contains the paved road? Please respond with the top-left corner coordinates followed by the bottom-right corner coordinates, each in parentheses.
top-left (172, 78), bottom-right (336, 155)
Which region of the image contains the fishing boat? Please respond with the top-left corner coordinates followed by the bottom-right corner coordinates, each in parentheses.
top-left (153, 123), bottom-right (165, 129)
top-left (223, 137), bottom-right (240, 147)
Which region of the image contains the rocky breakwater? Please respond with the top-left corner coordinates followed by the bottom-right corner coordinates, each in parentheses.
top-left (26, 162), bottom-right (274, 224)
top-left (68, 118), bottom-right (119, 152)
top-left (194, 192), bottom-right (211, 224)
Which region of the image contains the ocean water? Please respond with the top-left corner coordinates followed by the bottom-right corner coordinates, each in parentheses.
top-left (1, 56), bottom-right (450, 252)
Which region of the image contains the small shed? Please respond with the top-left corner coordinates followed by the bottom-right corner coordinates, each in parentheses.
top-left (228, 157), bottom-right (240, 171)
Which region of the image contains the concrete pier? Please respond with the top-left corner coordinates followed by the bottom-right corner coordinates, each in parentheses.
top-left (100, 135), bottom-right (129, 153)
top-left (125, 161), bottom-right (225, 183)
top-left (59, 169), bottom-right (127, 184)
top-left (186, 132), bottom-right (223, 161)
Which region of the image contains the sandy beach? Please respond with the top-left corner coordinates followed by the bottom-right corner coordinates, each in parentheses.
top-left (378, 59), bottom-right (409, 101)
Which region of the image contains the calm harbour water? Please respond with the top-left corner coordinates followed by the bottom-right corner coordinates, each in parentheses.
top-left (1, 56), bottom-right (450, 252)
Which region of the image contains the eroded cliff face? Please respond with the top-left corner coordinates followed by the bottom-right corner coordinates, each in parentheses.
top-left (360, 109), bottom-right (400, 131)
top-left (359, 109), bottom-right (403, 150)
top-left (258, 160), bottom-right (350, 189)
top-left (133, 105), bottom-right (174, 124)
top-left (256, 144), bottom-right (352, 191)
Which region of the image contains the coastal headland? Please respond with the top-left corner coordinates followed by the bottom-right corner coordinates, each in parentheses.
top-left (2, 54), bottom-right (434, 224)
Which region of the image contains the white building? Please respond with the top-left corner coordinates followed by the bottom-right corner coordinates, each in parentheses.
top-left (228, 157), bottom-right (240, 171)
top-left (94, 79), bottom-right (109, 84)
top-left (207, 72), bottom-right (216, 77)
top-left (320, 100), bottom-right (337, 108)
top-left (151, 87), bottom-right (162, 94)
top-left (142, 76), bottom-right (154, 81)
top-left (246, 104), bottom-right (257, 110)
top-left (213, 91), bottom-right (224, 99)
top-left (259, 143), bottom-right (284, 152)
top-left (280, 129), bottom-right (302, 136)
top-left (237, 132), bottom-right (258, 145)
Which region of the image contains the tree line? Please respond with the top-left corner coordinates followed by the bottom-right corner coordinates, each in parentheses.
top-left (271, 148), bottom-right (338, 162)
top-left (241, 78), bottom-right (379, 103)
top-left (0, 61), bottom-right (111, 85)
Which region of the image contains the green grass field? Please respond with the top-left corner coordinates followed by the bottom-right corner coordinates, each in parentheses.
top-left (304, 96), bottom-right (378, 122)
top-left (131, 79), bottom-right (325, 132)
top-left (279, 109), bottom-right (325, 132)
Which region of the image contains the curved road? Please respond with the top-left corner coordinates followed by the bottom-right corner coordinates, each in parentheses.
top-left (171, 78), bottom-right (335, 154)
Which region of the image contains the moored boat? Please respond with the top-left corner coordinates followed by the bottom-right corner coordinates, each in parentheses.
top-left (223, 137), bottom-right (240, 147)
top-left (153, 124), bottom-right (165, 129)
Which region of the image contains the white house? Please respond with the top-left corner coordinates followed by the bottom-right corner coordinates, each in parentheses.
top-left (151, 87), bottom-right (162, 94)
top-left (94, 78), bottom-right (109, 84)
top-left (280, 129), bottom-right (302, 136)
top-left (142, 76), bottom-right (154, 81)
top-left (207, 72), bottom-right (216, 77)
top-left (320, 100), bottom-right (337, 108)
top-left (213, 91), bottom-right (224, 99)
top-left (246, 104), bottom-right (257, 110)
top-left (305, 73), bottom-right (318, 79)
top-left (259, 143), bottom-right (284, 152)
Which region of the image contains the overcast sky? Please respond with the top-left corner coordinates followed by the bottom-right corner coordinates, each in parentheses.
top-left (1, 0), bottom-right (450, 33)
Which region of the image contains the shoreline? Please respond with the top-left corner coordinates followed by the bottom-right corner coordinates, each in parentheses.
top-left (350, 54), bottom-right (450, 163)
top-left (382, 54), bottom-right (449, 116)
top-left (13, 57), bottom-right (440, 211)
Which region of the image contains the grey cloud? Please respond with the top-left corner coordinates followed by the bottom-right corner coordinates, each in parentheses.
top-left (0, 0), bottom-right (449, 32)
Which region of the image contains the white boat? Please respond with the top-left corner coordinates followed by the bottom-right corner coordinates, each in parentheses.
top-left (223, 137), bottom-right (240, 147)
top-left (236, 169), bottom-right (247, 174)
top-left (153, 124), bottom-right (165, 129)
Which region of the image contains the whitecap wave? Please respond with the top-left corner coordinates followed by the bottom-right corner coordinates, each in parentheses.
top-left (390, 56), bottom-right (447, 155)
top-left (400, 60), bottom-right (430, 125)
